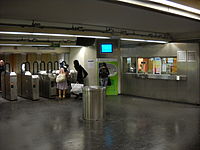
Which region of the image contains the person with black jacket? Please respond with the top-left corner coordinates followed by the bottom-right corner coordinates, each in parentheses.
top-left (73, 60), bottom-right (88, 99)
top-left (99, 62), bottom-right (110, 87)
top-left (73, 60), bottom-right (88, 84)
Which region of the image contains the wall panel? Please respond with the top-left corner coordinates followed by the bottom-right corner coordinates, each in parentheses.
top-left (121, 43), bottom-right (200, 104)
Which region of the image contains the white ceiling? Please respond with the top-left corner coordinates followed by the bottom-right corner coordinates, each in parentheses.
top-left (0, 0), bottom-right (200, 39)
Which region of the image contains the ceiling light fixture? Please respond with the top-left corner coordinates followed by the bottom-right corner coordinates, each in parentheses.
top-left (121, 38), bottom-right (168, 43)
top-left (25, 44), bottom-right (50, 47)
top-left (0, 44), bottom-right (23, 46)
top-left (0, 31), bottom-right (110, 39)
top-left (115, 0), bottom-right (200, 20)
top-left (148, 0), bottom-right (200, 15)
top-left (0, 44), bottom-right (50, 47)
top-left (60, 45), bottom-right (82, 48)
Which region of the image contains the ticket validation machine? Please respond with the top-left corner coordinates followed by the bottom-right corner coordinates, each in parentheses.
top-left (38, 61), bottom-right (57, 98)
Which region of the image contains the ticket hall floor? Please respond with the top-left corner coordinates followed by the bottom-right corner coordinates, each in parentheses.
top-left (0, 95), bottom-right (199, 150)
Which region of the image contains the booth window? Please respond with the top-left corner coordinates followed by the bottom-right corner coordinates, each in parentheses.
top-left (153, 57), bottom-right (162, 74)
top-left (138, 58), bottom-right (148, 73)
top-left (123, 57), bottom-right (177, 75)
top-left (123, 57), bottom-right (136, 73)
top-left (161, 58), bottom-right (177, 74)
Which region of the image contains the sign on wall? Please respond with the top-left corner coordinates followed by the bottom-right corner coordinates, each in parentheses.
top-left (177, 51), bottom-right (186, 62)
top-left (187, 51), bottom-right (196, 62)
top-left (177, 51), bottom-right (196, 62)
top-left (87, 59), bottom-right (95, 69)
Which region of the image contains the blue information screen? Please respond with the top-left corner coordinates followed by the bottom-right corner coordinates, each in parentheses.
top-left (101, 44), bottom-right (113, 53)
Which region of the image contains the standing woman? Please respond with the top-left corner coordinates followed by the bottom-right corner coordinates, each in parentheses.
top-left (56, 68), bottom-right (68, 99)
top-left (99, 62), bottom-right (110, 87)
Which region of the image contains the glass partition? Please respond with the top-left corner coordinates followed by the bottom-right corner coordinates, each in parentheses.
top-left (123, 57), bottom-right (177, 75)
top-left (161, 58), bottom-right (177, 74)
top-left (138, 58), bottom-right (148, 73)
top-left (123, 57), bottom-right (136, 73)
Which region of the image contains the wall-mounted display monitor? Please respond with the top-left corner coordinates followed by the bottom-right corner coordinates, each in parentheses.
top-left (100, 43), bottom-right (113, 53)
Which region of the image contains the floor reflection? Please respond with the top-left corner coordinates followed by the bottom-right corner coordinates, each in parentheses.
top-left (0, 95), bottom-right (199, 150)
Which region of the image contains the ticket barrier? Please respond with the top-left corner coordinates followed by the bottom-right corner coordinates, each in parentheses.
top-left (38, 61), bottom-right (57, 98)
top-left (1, 63), bottom-right (17, 101)
top-left (17, 62), bottom-right (39, 100)
top-left (52, 61), bottom-right (59, 74)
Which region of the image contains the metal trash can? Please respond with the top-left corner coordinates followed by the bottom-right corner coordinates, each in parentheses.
top-left (83, 86), bottom-right (106, 121)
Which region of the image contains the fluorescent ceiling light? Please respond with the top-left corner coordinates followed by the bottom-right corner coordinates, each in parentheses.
top-left (0, 44), bottom-right (23, 46)
top-left (116, 0), bottom-right (200, 20)
top-left (121, 38), bottom-right (146, 42)
top-left (0, 31), bottom-right (110, 39)
top-left (25, 44), bottom-right (50, 47)
top-left (148, 0), bottom-right (200, 15)
top-left (0, 44), bottom-right (50, 47)
top-left (121, 38), bottom-right (167, 43)
top-left (60, 45), bottom-right (82, 48)
top-left (145, 40), bottom-right (167, 43)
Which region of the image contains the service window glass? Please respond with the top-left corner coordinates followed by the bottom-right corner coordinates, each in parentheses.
top-left (123, 57), bottom-right (136, 73)
top-left (138, 58), bottom-right (149, 73)
top-left (123, 56), bottom-right (177, 75)
top-left (153, 57), bottom-right (162, 74)
top-left (161, 57), bottom-right (177, 74)
top-left (148, 58), bottom-right (153, 74)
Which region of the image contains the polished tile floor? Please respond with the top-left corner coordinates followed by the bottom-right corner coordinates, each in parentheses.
top-left (0, 94), bottom-right (199, 150)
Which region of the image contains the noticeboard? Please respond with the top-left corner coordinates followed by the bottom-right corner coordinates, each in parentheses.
top-left (177, 51), bottom-right (186, 62)
top-left (187, 51), bottom-right (196, 62)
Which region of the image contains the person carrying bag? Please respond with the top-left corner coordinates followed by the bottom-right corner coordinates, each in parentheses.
top-left (56, 68), bottom-right (68, 99)
top-left (72, 60), bottom-right (88, 99)
top-left (99, 62), bottom-right (110, 87)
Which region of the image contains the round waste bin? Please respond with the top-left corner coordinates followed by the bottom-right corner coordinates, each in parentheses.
top-left (83, 86), bottom-right (106, 121)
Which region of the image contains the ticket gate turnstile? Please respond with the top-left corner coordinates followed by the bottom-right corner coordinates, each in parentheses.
top-left (17, 62), bottom-right (39, 100)
top-left (39, 73), bottom-right (57, 98)
top-left (1, 63), bottom-right (17, 101)
top-left (38, 61), bottom-right (57, 98)
top-left (52, 61), bottom-right (59, 74)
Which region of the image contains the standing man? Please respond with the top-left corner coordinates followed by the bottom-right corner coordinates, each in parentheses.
top-left (73, 60), bottom-right (88, 99)
top-left (0, 60), bottom-right (5, 91)
top-left (73, 60), bottom-right (88, 84)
